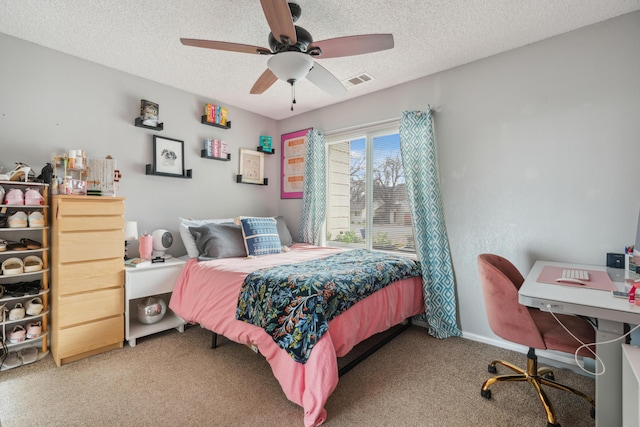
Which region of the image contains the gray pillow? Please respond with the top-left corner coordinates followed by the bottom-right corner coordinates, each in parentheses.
top-left (189, 223), bottom-right (247, 260)
top-left (275, 216), bottom-right (294, 246)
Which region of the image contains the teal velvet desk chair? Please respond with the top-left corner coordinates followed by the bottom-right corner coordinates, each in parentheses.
top-left (477, 253), bottom-right (596, 427)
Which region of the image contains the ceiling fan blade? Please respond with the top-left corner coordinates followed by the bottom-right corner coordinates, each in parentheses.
top-left (310, 34), bottom-right (394, 59)
top-left (306, 62), bottom-right (347, 97)
top-left (180, 38), bottom-right (271, 55)
top-left (260, 0), bottom-right (297, 45)
top-left (250, 69), bottom-right (278, 94)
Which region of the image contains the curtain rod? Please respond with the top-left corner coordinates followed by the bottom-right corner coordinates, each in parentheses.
top-left (325, 108), bottom-right (436, 136)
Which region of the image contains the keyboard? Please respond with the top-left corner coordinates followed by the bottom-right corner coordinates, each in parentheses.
top-left (562, 269), bottom-right (590, 281)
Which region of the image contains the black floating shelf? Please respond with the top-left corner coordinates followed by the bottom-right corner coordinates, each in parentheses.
top-left (201, 116), bottom-right (231, 129)
top-left (236, 175), bottom-right (268, 185)
top-left (200, 150), bottom-right (231, 161)
top-left (257, 147), bottom-right (275, 155)
top-left (145, 164), bottom-right (192, 179)
top-left (135, 117), bottom-right (164, 131)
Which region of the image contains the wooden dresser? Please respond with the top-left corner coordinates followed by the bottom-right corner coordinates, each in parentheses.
top-left (51, 195), bottom-right (125, 366)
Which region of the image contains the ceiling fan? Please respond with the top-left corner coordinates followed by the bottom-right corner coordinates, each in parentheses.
top-left (180, 0), bottom-right (394, 110)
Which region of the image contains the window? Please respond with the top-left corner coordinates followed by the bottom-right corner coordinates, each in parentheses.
top-left (325, 124), bottom-right (415, 254)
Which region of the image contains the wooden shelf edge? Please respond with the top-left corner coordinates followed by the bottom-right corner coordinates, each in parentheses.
top-left (145, 164), bottom-right (192, 179)
top-left (200, 116), bottom-right (231, 129)
top-left (257, 146), bottom-right (275, 155)
top-left (134, 117), bottom-right (163, 131)
top-left (236, 175), bottom-right (268, 185)
top-left (200, 150), bottom-right (231, 161)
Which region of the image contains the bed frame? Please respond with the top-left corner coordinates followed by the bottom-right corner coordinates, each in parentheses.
top-left (210, 318), bottom-right (412, 377)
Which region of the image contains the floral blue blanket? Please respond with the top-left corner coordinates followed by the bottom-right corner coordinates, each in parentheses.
top-left (236, 249), bottom-right (422, 364)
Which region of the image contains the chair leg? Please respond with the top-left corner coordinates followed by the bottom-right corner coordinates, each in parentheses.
top-left (529, 375), bottom-right (559, 426)
top-left (488, 359), bottom-right (525, 374)
top-left (481, 348), bottom-right (595, 426)
top-left (539, 376), bottom-right (595, 408)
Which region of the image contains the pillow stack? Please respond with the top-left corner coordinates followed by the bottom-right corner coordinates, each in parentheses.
top-left (179, 215), bottom-right (295, 259)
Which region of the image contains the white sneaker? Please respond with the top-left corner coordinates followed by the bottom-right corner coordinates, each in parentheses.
top-left (26, 297), bottom-right (44, 316)
top-left (25, 188), bottom-right (44, 205)
top-left (28, 211), bottom-right (45, 228)
top-left (9, 303), bottom-right (25, 320)
top-left (8, 211), bottom-right (27, 228)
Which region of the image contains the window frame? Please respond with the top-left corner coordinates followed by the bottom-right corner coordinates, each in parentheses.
top-left (324, 121), bottom-right (415, 256)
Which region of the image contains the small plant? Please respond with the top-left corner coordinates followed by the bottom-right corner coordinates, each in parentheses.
top-left (334, 230), bottom-right (362, 243)
top-left (372, 232), bottom-right (394, 249)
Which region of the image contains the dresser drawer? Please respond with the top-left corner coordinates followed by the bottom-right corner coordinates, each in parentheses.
top-left (55, 196), bottom-right (125, 217)
top-left (57, 230), bottom-right (123, 263)
top-left (56, 316), bottom-right (124, 360)
top-left (56, 258), bottom-right (124, 295)
top-left (57, 287), bottom-right (124, 327)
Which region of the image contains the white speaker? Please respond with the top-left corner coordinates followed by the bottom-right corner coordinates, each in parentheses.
top-left (151, 229), bottom-right (173, 258)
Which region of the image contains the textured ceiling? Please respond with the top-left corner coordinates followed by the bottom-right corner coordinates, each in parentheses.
top-left (1, 1), bottom-right (638, 120)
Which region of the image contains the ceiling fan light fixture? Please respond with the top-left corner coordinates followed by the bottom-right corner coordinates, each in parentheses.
top-left (267, 51), bottom-right (314, 83)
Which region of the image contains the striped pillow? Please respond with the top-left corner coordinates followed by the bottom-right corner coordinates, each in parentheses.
top-left (239, 217), bottom-right (282, 257)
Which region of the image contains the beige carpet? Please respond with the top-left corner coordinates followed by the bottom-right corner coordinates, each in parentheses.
top-left (0, 326), bottom-right (595, 427)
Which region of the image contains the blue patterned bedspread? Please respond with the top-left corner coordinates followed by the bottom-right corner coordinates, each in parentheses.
top-left (236, 249), bottom-right (422, 363)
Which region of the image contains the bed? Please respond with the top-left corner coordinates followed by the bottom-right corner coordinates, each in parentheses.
top-left (169, 218), bottom-right (425, 427)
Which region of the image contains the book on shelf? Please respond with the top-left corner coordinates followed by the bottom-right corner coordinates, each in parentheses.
top-left (213, 139), bottom-right (220, 157)
top-left (125, 257), bottom-right (148, 268)
top-left (205, 103), bottom-right (216, 123)
top-left (260, 135), bottom-right (273, 153)
top-left (219, 107), bottom-right (228, 126)
top-left (204, 103), bottom-right (228, 126)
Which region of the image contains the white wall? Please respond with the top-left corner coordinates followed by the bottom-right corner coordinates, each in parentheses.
top-left (1, 11), bottom-right (639, 347)
top-left (0, 33), bottom-right (280, 257)
top-left (278, 12), bottom-right (640, 343)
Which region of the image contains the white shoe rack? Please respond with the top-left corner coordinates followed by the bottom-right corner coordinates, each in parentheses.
top-left (1, 180), bottom-right (50, 371)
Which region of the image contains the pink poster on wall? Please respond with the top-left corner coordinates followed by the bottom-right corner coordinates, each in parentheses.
top-left (281, 128), bottom-right (310, 199)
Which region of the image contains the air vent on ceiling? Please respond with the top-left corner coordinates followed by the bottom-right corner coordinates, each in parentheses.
top-left (341, 72), bottom-right (374, 88)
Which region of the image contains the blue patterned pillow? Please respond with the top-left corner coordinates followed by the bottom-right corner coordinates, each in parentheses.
top-left (239, 217), bottom-right (282, 256)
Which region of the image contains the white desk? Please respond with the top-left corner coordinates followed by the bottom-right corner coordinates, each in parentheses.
top-left (518, 260), bottom-right (640, 427)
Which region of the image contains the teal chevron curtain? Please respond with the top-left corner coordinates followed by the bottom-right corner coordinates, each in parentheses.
top-left (399, 110), bottom-right (461, 338)
top-left (299, 128), bottom-right (326, 245)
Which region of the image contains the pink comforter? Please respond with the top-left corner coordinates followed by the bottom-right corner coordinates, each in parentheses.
top-left (169, 244), bottom-right (425, 426)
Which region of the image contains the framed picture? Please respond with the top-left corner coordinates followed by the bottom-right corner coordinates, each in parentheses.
top-left (152, 135), bottom-right (185, 177)
top-left (281, 128), bottom-right (310, 199)
top-left (140, 99), bottom-right (159, 126)
top-left (239, 148), bottom-right (264, 184)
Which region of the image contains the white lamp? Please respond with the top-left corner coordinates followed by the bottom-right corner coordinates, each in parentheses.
top-left (124, 221), bottom-right (138, 260)
top-left (268, 52), bottom-right (314, 111)
top-left (267, 52), bottom-right (314, 83)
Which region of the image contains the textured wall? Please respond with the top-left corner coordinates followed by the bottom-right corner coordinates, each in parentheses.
top-left (0, 33), bottom-right (280, 257)
top-left (278, 12), bottom-right (640, 344)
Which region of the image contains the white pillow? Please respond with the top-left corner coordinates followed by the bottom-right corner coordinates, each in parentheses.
top-left (178, 217), bottom-right (235, 258)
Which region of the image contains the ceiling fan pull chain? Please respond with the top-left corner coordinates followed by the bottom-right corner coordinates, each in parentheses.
top-left (290, 81), bottom-right (297, 111)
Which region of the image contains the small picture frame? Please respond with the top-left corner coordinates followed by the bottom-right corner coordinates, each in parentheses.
top-left (140, 99), bottom-right (159, 126)
top-left (152, 136), bottom-right (185, 177)
top-left (239, 148), bottom-right (264, 184)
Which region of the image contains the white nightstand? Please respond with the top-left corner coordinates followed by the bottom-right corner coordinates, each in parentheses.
top-left (125, 257), bottom-right (187, 347)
